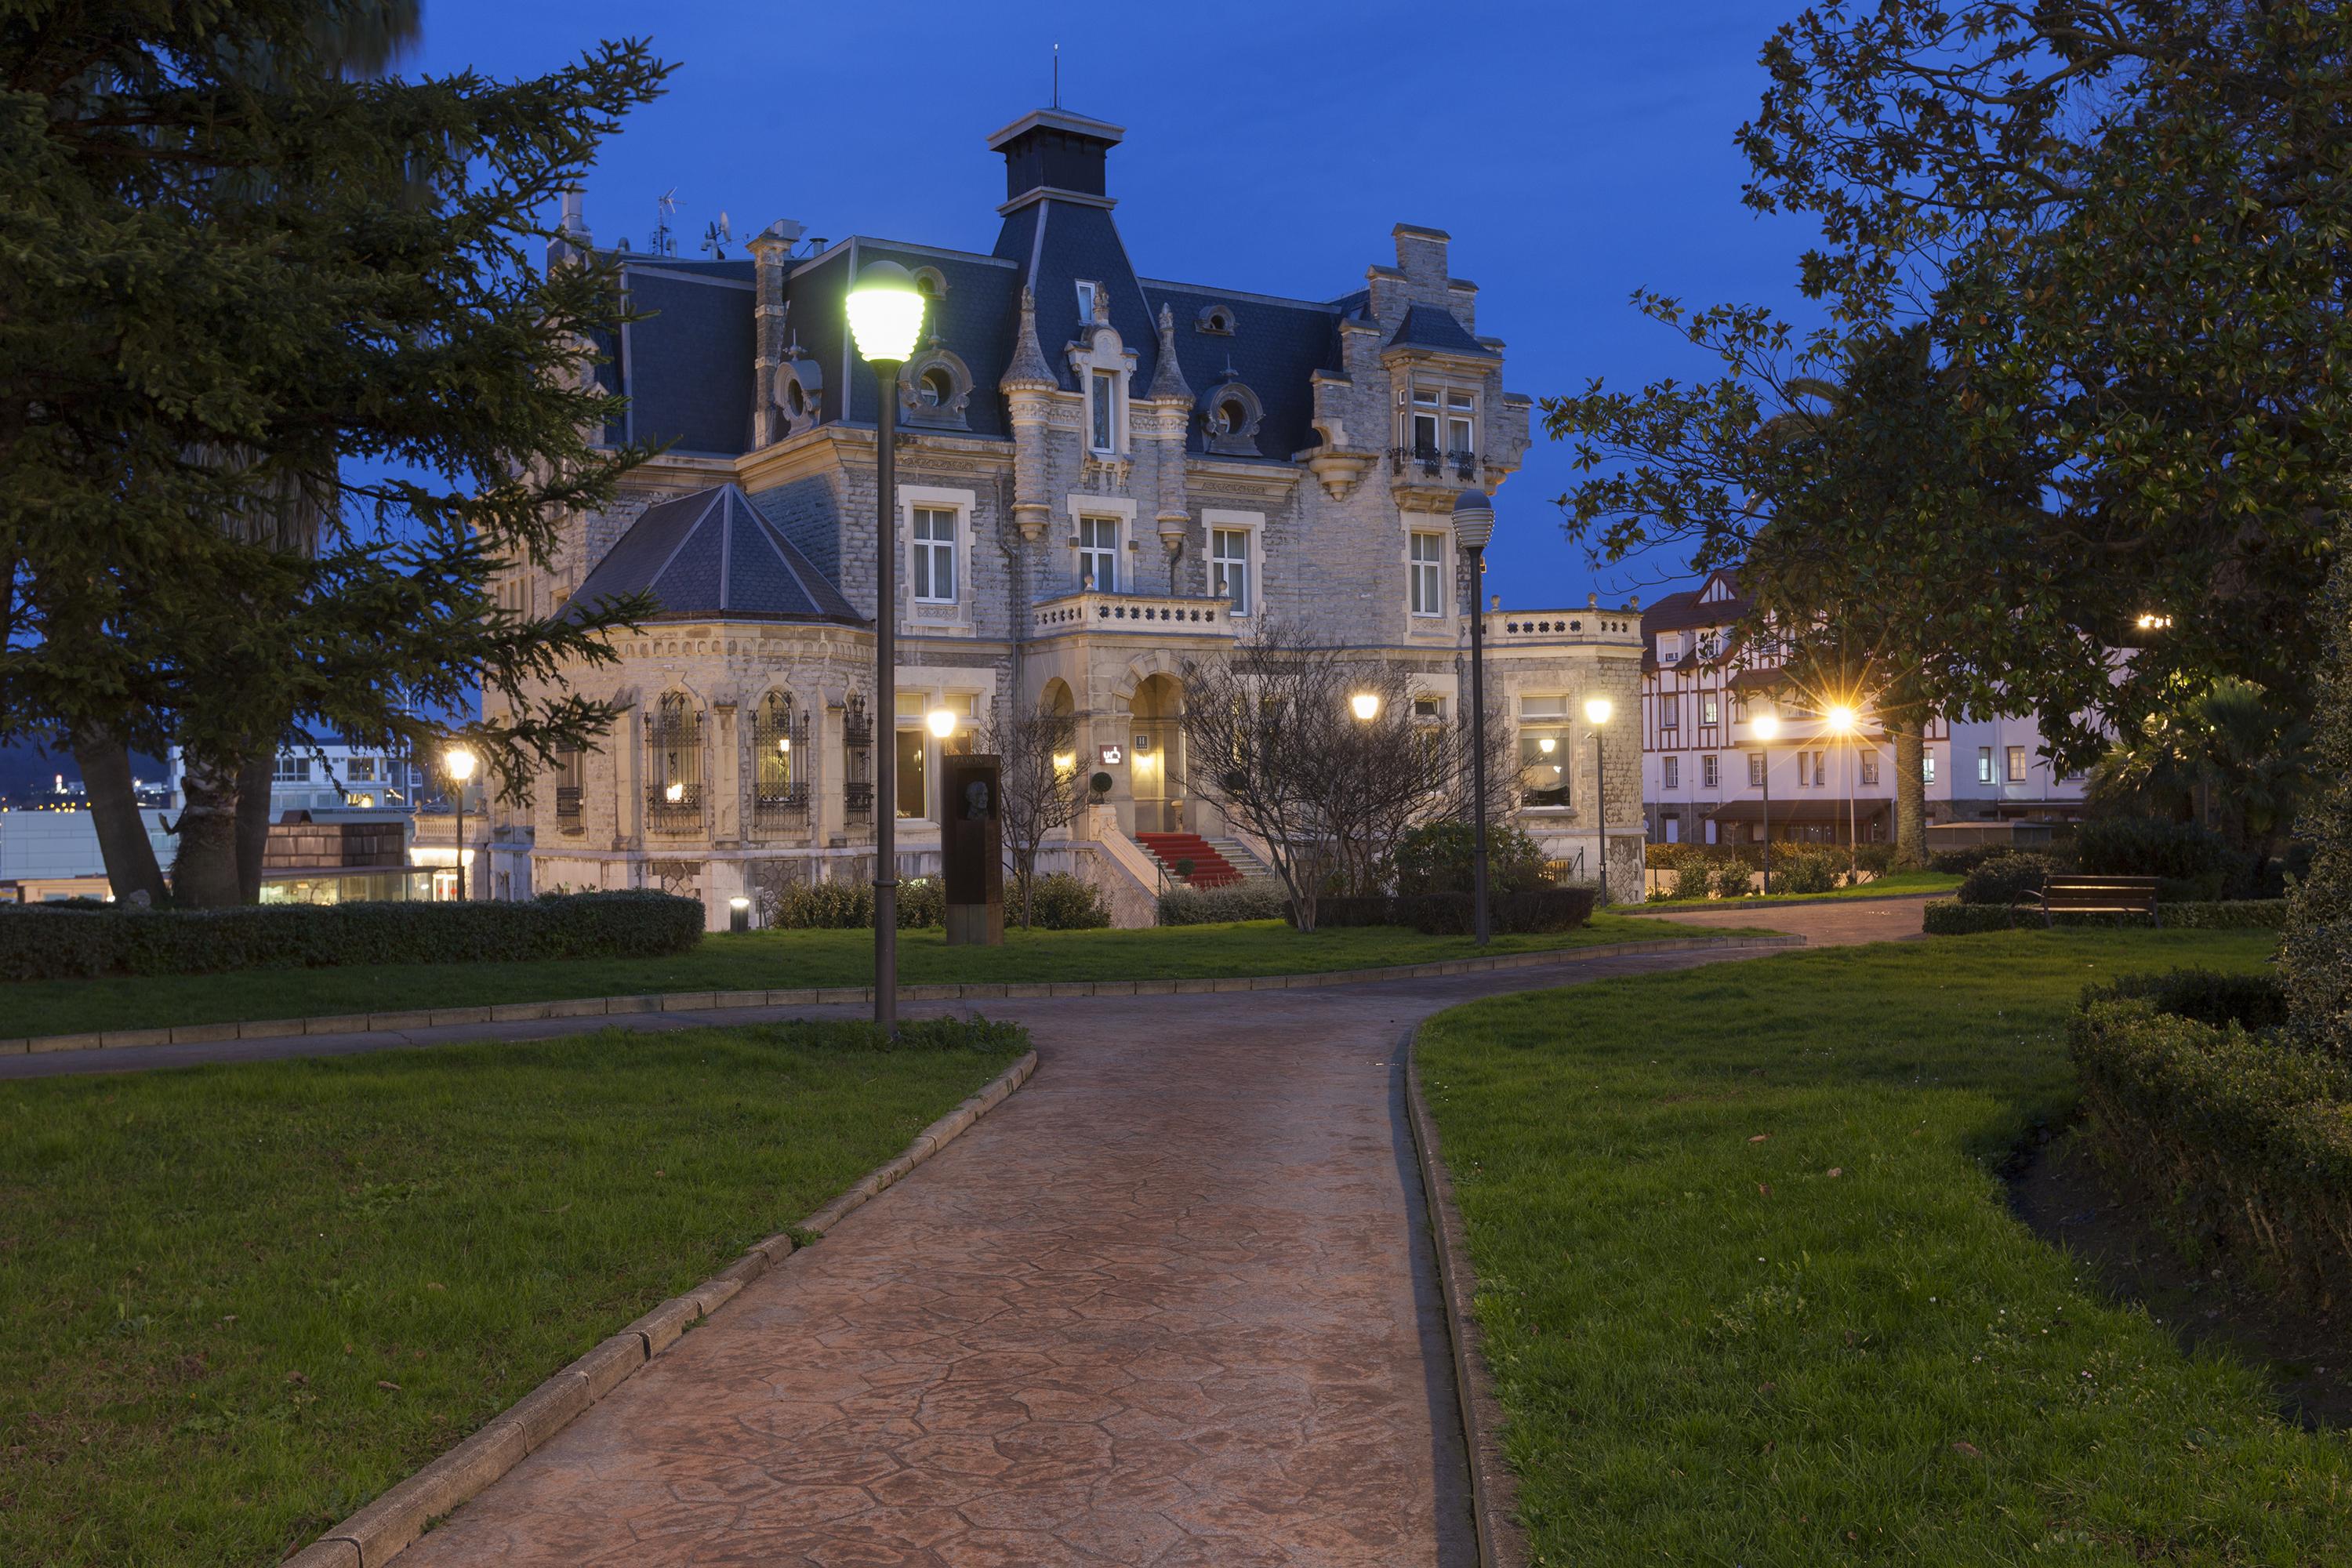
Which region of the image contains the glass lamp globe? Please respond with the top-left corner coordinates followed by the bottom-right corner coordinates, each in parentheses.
top-left (1349, 692), bottom-right (1381, 723)
top-left (444, 746), bottom-right (476, 782)
top-left (925, 708), bottom-right (958, 739)
top-left (1584, 696), bottom-right (1613, 726)
top-left (1751, 713), bottom-right (1780, 741)
top-left (1450, 489), bottom-right (1495, 551)
top-left (847, 260), bottom-right (925, 364)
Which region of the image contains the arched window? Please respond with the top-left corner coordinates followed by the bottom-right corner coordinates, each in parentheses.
top-left (644, 691), bottom-right (703, 833)
top-left (751, 690), bottom-right (809, 833)
top-left (900, 347), bottom-right (975, 431)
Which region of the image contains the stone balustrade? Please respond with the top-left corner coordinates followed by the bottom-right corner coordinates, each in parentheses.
top-left (1031, 590), bottom-right (1237, 637)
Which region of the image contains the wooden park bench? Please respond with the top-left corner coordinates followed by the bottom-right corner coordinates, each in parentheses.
top-left (2038, 874), bottom-right (2162, 927)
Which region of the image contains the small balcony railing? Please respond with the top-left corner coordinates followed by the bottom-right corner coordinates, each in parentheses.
top-left (844, 781), bottom-right (874, 820)
top-left (645, 783), bottom-right (704, 835)
top-left (753, 782), bottom-right (811, 833)
top-left (1386, 445), bottom-right (1479, 479)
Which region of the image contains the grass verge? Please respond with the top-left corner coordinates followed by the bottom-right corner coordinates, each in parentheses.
top-left (1, 913), bottom-right (1770, 1040)
top-left (0, 1019), bottom-right (1024, 1565)
top-left (1639, 869), bottom-right (1962, 908)
top-left (1417, 930), bottom-right (2352, 1563)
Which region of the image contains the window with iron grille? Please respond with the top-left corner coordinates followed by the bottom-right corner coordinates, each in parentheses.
top-left (554, 746), bottom-right (584, 834)
top-left (644, 692), bottom-right (704, 833)
top-left (843, 695), bottom-right (873, 819)
top-left (751, 691), bottom-right (810, 833)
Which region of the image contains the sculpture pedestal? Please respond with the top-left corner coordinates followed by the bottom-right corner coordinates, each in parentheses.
top-left (942, 753), bottom-right (1004, 947)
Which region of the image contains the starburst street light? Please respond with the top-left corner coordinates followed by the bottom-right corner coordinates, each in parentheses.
top-left (1823, 703), bottom-right (1860, 880)
top-left (1751, 711), bottom-right (1780, 893)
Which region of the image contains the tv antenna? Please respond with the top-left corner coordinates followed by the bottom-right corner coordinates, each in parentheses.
top-left (649, 188), bottom-right (679, 256)
top-left (700, 211), bottom-right (732, 259)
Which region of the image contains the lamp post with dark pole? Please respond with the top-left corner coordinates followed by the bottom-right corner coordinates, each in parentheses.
top-left (1751, 711), bottom-right (1779, 894)
top-left (847, 261), bottom-right (926, 1030)
top-left (444, 746), bottom-right (475, 902)
top-left (1451, 491), bottom-right (1495, 946)
top-left (1585, 696), bottom-right (1613, 906)
top-left (1828, 702), bottom-right (1859, 885)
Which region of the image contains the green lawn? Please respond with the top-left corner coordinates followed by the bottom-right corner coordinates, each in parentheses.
top-left (2, 913), bottom-right (1763, 1040)
top-left (1417, 930), bottom-right (2352, 1563)
top-left (0, 1021), bottom-right (1023, 1566)
top-left (1638, 868), bottom-right (1962, 908)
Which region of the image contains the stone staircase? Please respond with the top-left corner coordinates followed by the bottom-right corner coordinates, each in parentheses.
top-left (1134, 832), bottom-right (1282, 891)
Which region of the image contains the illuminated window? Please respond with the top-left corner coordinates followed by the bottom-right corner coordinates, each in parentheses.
top-left (2006, 745), bottom-right (2027, 782)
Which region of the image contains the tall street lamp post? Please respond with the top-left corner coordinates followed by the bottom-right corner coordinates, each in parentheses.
top-left (1451, 491), bottom-right (1495, 945)
top-left (1827, 703), bottom-right (1859, 884)
top-left (1751, 711), bottom-right (1779, 894)
top-left (1585, 696), bottom-right (1614, 907)
top-left (444, 745), bottom-right (475, 902)
top-left (848, 260), bottom-right (926, 1031)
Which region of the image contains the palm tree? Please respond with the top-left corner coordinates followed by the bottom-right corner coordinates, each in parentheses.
top-left (2090, 677), bottom-right (2313, 861)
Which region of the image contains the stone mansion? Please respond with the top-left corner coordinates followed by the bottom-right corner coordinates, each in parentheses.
top-left (481, 105), bottom-right (1646, 926)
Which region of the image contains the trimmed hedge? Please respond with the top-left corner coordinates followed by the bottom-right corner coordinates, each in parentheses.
top-left (0, 891), bottom-right (704, 982)
top-left (2089, 967), bottom-right (2292, 1033)
top-left (1956, 851), bottom-right (2055, 906)
top-left (765, 877), bottom-right (946, 930)
top-left (1286, 887), bottom-right (1599, 935)
top-left (2070, 997), bottom-right (2352, 1307)
top-left (1923, 898), bottom-right (2288, 935)
top-left (1156, 882), bottom-right (1291, 926)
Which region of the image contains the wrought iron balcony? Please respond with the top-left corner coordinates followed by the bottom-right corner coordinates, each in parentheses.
top-left (645, 782), bottom-right (703, 834)
top-left (844, 781), bottom-right (874, 820)
top-left (753, 782), bottom-right (811, 833)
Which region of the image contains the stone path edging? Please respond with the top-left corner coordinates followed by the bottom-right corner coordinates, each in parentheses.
top-left (282, 1047), bottom-right (1039, 1568)
top-left (1406, 1036), bottom-right (1531, 1568)
top-left (1, 934), bottom-right (1805, 1058)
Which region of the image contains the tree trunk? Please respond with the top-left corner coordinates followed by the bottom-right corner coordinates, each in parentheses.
top-left (1013, 846), bottom-right (1036, 929)
top-left (69, 727), bottom-right (169, 906)
top-left (235, 748), bottom-right (277, 902)
top-left (172, 757), bottom-right (245, 907)
top-left (1893, 728), bottom-right (1929, 868)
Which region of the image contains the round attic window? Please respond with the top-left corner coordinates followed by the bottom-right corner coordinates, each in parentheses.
top-left (785, 381), bottom-right (807, 416)
top-left (1211, 397), bottom-right (1248, 435)
top-left (919, 366), bottom-right (953, 408)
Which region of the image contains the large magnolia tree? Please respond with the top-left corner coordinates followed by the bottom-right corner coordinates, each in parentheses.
top-left (1550, 1), bottom-right (2350, 802)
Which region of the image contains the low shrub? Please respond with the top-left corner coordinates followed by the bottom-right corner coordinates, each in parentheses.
top-left (0, 891), bottom-right (703, 982)
top-left (766, 877), bottom-right (943, 930)
top-left (1923, 898), bottom-right (2288, 935)
top-left (2070, 998), bottom-right (2352, 1307)
top-left (1157, 882), bottom-right (1290, 926)
top-left (1021, 873), bottom-right (1110, 930)
top-left (1928, 843), bottom-right (2007, 875)
top-left (1708, 859), bottom-right (1757, 900)
top-left (2087, 968), bottom-right (2292, 1033)
top-left (1307, 894), bottom-right (1397, 927)
top-left (1646, 842), bottom-right (1715, 873)
top-left (1773, 848), bottom-right (1842, 896)
top-left (1958, 851), bottom-right (2056, 906)
top-left (1401, 887), bottom-right (1597, 935)
top-left (1665, 866), bottom-right (1711, 901)
top-left (1393, 821), bottom-right (1552, 895)
top-left (1853, 842), bottom-right (1896, 875)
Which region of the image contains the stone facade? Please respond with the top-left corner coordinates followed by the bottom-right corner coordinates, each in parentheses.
top-left (483, 107), bottom-right (1646, 925)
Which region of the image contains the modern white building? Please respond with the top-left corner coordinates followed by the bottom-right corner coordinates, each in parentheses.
top-left (0, 810), bottom-right (176, 902)
top-left (1639, 569), bottom-right (2092, 847)
top-left (165, 737), bottom-right (426, 815)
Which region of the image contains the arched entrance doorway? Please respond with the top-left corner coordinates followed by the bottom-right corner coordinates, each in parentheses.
top-left (1129, 673), bottom-right (1184, 833)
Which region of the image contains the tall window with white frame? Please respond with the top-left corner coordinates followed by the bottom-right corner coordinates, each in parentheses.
top-left (1210, 528), bottom-right (1251, 614)
top-left (1078, 515), bottom-right (1119, 592)
top-left (911, 506), bottom-right (956, 604)
top-left (1407, 387), bottom-right (1440, 456)
top-left (1445, 390), bottom-right (1475, 463)
top-left (1407, 531), bottom-right (1445, 617)
top-left (1088, 368), bottom-right (1119, 454)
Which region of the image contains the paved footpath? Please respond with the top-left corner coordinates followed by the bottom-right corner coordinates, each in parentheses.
top-left (3, 905), bottom-right (1904, 1565)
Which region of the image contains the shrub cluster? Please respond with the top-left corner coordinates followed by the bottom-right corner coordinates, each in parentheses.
top-left (1772, 848), bottom-right (1842, 896)
top-left (1922, 898), bottom-right (2288, 935)
top-left (1289, 887), bottom-right (1597, 935)
top-left (2070, 997), bottom-right (2352, 1307)
top-left (765, 877), bottom-right (946, 930)
top-left (1956, 851), bottom-right (2057, 906)
top-left (2086, 968), bottom-right (2292, 1033)
top-left (1929, 842), bottom-right (2012, 875)
top-left (1019, 873), bottom-right (1111, 931)
top-left (1392, 822), bottom-right (1553, 895)
top-left (1157, 882), bottom-right (1291, 926)
top-left (0, 891), bottom-right (704, 982)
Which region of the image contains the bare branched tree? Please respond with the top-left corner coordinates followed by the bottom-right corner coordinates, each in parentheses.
top-left (985, 702), bottom-right (1084, 928)
top-left (1181, 624), bottom-right (1489, 930)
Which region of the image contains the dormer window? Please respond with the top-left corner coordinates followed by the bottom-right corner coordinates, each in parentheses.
top-left (1075, 281), bottom-right (1097, 323)
top-left (1196, 303), bottom-right (1236, 335)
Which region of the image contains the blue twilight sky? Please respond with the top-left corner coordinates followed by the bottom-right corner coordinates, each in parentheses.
top-left (412, 0), bottom-right (1823, 612)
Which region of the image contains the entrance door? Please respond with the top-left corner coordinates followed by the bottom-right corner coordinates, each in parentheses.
top-left (1131, 674), bottom-right (1184, 834)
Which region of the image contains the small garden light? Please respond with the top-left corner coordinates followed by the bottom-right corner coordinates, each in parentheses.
top-left (728, 895), bottom-right (751, 933)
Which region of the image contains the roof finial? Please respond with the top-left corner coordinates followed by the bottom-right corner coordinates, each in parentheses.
top-left (1001, 285), bottom-right (1054, 390)
top-left (1052, 44), bottom-right (1061, 108)
top-left (1146, 303), bottom-right (1192, 403)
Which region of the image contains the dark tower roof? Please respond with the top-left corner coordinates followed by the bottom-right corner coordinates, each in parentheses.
top-left (987, 108), bottom-right (1126, 206)
top-left (568, 485), bottom-right (864, 626)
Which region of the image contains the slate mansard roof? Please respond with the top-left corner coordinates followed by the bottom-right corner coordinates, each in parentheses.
top-left (568, 485), bottom-right (864, 626)
top-left (578, 107), bottom-right (1461, 466)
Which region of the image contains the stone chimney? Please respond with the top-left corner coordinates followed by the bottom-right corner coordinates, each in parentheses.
top-left (749, 220), bottom-right (804, 448)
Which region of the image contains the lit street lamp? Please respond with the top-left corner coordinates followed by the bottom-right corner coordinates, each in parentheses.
top-left (1452, 490), bottom-right (1495, 945)
top-left (1585, 695), bottom-right (1614, 906)
top-left (443, 745), bottom-right (476, 902)
top-left (925, 707), bottom-right (959, 739)
top-left (1826, 702), bottom-right (1859, 884)
top-left (1349, 691), bottom-right (1381, 724)
top-left (1751, 711), bottom-right (1780, 894)
top-left (848, 260), bottom-right (926, 1031)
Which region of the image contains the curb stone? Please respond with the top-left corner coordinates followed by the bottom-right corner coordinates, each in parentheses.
top-left (0, 935), bottom-right (1806, 1058)
top-left (285, 1047), bottom-right (1038, 1568)
top-left (1406, 1035), bottom-right (1530, 1568)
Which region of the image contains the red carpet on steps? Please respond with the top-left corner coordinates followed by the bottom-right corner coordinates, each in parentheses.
top-left (1134, 833), bottom-right (1241, 888)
